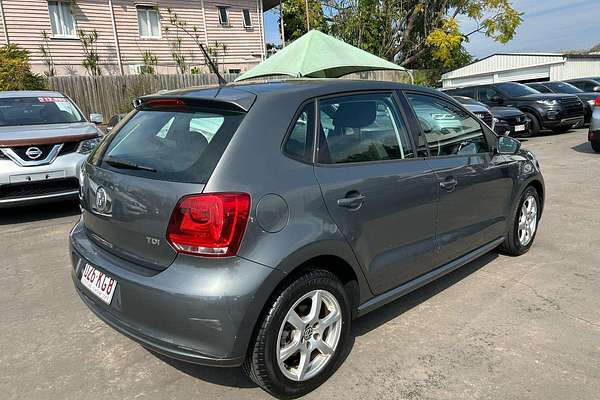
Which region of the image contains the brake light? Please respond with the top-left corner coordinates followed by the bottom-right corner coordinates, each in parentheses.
top-left (595, 96), bottom-right (600, 107)
top-left (144, 98), bottom-right (187, 110)
top-left (167, 193), bottom-right (250, 257)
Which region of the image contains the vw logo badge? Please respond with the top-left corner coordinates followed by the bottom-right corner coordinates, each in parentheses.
top-left (25, 147), bottom-right (43, 160)
top-left (96, 187), bottom-right (107, 212)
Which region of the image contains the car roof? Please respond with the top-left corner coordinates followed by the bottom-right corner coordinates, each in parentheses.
top-left (0, 90), bottom-right (65, 98)
top-left (161, 79), bottom-right (441, 102)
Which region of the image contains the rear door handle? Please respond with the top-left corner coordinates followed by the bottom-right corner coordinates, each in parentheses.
top-left (440, 178), bottom-right (458, 192)
top-left (337, 193), bottom-right (366, 209)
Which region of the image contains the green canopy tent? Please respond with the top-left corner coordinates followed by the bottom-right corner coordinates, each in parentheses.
top-left (235, 30), bottom-right (411, 82)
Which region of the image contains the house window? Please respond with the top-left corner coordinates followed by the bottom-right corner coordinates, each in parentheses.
top-left (242, 9), bottom-right (252, 27)
top-left (217, 6), bottom-right (229, 25)
top-left (137, 6), bottom-right (161, 38)
top-left (48, 1), bottom-right (76, 37)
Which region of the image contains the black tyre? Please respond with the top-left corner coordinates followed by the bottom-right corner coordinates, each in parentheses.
top-left (591, 140), bottom-right (600, 153)
top-left (244, 270), bottom-right (352, 399)
top-left (522, 112), bottom-right (540, 137)
top-left (499, 186), bottom-right (541, 256)
top-left (552, 125), bottom-right (573, 134)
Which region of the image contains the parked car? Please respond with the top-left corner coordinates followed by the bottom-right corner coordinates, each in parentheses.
top-left (526, 81), bottom-right (595, 123)
top-left (589, 96), bottom-right (600, 153)
top-left (0, 91), bottom-right (103, 208)
top-left (453, 95), bottom-right (531, 137)
top-left (564, 77), bottom-right (600, 93)
top-left (445, 82), bottom-right (584, 135)
top-left (105, 113), bottom-right (127, 133)
top-left (71, 80), bottom-right (544, 398)
top-left (450, 95), bottom-right (495, 128)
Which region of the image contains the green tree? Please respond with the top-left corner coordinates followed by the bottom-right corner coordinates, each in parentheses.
top-left (39, 30), bottom-right (56, 77)
top-left (141, 50), bottom-right (158, 74)
top-left (0, 44), bottom-right (47, 90)
top-left (280, 0), bottom-right (327, 42)
top-left (328, 0), bottom-right (522, 67)
top-left (165, 8), bottom-right (226, 76)
top-left (78, 29), bottom-right (102, 76)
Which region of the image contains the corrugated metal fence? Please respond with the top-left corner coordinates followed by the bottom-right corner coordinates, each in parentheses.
top-left (49, 71), bottom-right (411, 120)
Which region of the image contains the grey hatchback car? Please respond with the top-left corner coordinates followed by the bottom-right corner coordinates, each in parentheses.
top-left (71, 80), bottom-right (544, 398)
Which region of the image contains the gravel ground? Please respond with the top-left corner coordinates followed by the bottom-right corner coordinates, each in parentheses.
top-left (1, 128), bottom-right (598, 400)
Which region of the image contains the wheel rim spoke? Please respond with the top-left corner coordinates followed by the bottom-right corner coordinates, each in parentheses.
top-left (286, 310), bottom-right (305, 330)
top-left (315, 340), bottom-right (334, 356)
top-left (306, 290), bottom-right (322, 324)
top-left (279, 340), bottom-right (301, 362)
top-left (296, 348), bottom-right (311, 381)
top-left (320, 309), bottom-right (340, 331)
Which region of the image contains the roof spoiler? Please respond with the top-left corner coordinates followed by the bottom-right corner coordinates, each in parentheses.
top-left (133, 96), bottom-right (250, 113)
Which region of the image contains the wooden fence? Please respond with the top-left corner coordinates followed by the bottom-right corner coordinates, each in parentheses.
top-left (48, 70), bottom-right (412, 121)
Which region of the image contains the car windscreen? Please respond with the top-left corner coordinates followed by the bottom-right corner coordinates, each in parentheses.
top-left (496, 83), bottom-right (540, 97)
top-left (93, 108), bottom-right (245, 183)
top-left (545, 82), bottom-right (582, 94)
top-left (0, 96), bottom-right (84, 126)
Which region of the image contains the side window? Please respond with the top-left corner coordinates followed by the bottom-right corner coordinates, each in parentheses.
top-left (406, 93), bottom-right (489, 157)
top-left (283, 102), bottom-right (315, 163)
top-left (570, 81), bottom-right (585, 91)
top-left (479, 87), bottom-right (502, 103)
top-left (584, 81), bottom-right (596, 91)
top-left (449, 87), bottom-right (476, 98)
top-left (530, 84), bottom-right (552, 93)
top-left (317, 93), bottom-right (414, 164)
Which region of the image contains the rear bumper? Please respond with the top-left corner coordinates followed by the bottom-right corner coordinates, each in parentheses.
top-left (0, 152), bottom-right (85, 208)
top-left (70, 220), bottom-right (282, 366)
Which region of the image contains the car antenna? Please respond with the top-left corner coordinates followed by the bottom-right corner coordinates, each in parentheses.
top-left (198, 43), bottom-right (227, 86)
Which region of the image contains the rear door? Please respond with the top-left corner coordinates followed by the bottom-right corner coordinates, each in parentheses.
top-left (313, 92), bottom-right (438, 295)
top-left (81, 103), bottom-right (246, 271)
top-left (403, 92), bottom-right (514, 266)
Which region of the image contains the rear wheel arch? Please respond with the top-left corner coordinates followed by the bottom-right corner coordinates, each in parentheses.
top-left (237, 250), bottom-right (368, 363)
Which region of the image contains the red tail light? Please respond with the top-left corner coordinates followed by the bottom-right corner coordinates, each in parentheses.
top-left (143, 98), bottom-right (187, 110)
top-left (167, 193), bottom-right (251, 257)
top-left (595, 96), bottom-right (600, 107)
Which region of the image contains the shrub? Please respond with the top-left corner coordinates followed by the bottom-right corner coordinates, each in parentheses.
top-left (0, 44), bottom-right (47, 90)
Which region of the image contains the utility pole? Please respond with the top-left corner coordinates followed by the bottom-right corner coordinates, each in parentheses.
top-left (280, 2), bottom-right (285, 47)
top-left (304, 0), bottom-right (310, 30)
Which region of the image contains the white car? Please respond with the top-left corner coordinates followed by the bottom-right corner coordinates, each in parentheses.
top-left (0, 91), bottom-right (103, 207)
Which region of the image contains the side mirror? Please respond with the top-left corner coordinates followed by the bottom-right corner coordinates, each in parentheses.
top-left (593, 86), bottom-right (600, 93)
top-left (89, 113), bottom-right (103, 124)
top-left (490, 95), bottom-right (504, 104)
top-left (496, 136), bottom-right (521, 155)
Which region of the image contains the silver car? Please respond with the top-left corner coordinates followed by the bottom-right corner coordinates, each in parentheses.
top-left (0, 91), bottom-right (103, 207)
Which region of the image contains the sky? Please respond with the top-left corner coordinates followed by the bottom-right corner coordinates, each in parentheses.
top-left (263, 0), bottom-right (600, 58)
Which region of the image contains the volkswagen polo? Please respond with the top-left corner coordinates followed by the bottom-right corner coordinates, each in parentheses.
top-left (71, 80), bottom-right (544, 398)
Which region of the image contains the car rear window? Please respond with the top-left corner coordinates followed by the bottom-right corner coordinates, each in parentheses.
top-left (0, 96), bottom-right (84, 126)
top-left (93, 108), bottom-right (245, 183)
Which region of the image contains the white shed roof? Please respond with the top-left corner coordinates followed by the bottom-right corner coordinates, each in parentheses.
top-left (442, 53), bottom-right (566, 80)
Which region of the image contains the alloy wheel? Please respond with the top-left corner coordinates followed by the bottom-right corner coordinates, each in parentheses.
top-left (518, 195), bottom-right (538, 246)
top-left (276, 289), bottom-right (342, 382)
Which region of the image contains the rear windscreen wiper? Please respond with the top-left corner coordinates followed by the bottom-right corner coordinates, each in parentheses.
top-left (105, 157), bottom-right (157, 172)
